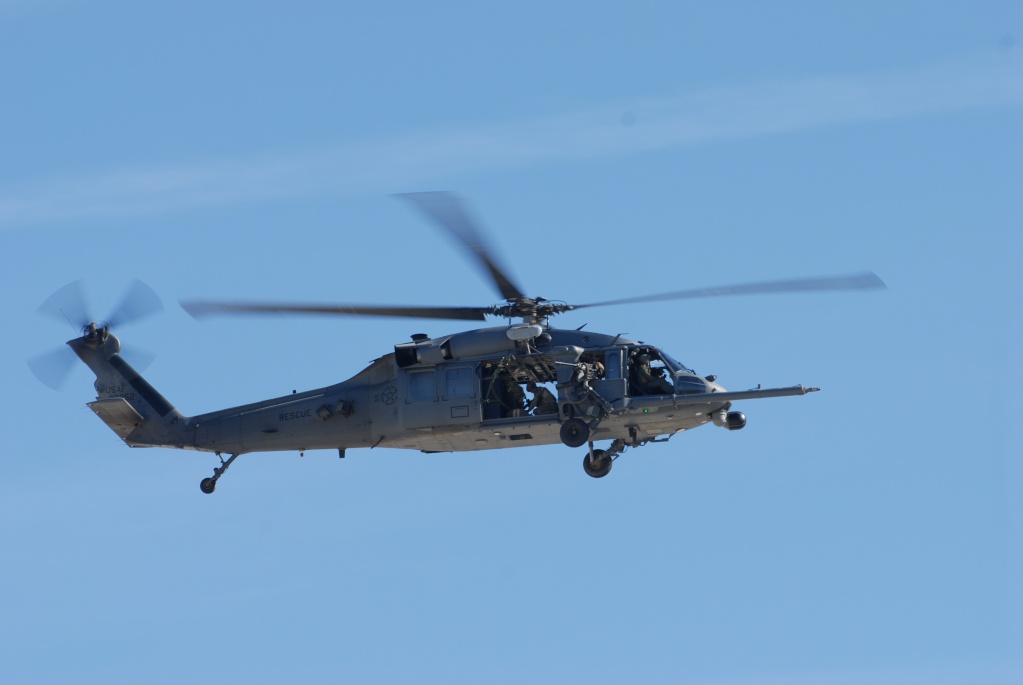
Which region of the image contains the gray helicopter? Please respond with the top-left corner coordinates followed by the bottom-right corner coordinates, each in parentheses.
top-left (36, 193), bottom-right (884, 492)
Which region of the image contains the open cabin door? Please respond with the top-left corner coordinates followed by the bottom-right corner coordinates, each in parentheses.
top-left (590, 348), bottom-right (628, 408)
top-left (401, 363), bottom-right (481, 430)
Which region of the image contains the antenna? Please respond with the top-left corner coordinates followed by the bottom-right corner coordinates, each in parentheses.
top-left (59, 308), bottom-right (80, 334)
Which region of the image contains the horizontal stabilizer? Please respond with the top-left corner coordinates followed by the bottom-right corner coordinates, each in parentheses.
top-left (87, 398), bottom-right (144, 441)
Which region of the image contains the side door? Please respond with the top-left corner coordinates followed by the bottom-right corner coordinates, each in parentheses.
top-left (439, 364), bottom-right (480, 425)
top-left (401, 367), bottom-right (440, 430)
top-left (401, 363), bottom-right (481, 429)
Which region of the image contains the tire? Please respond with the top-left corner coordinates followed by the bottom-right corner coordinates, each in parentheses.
top-left (560, 418), bottom-right (590, 448)
top-left (200, 477), bottom-right (216, 494)
top-left (583, 449), bottom-right (612, 478)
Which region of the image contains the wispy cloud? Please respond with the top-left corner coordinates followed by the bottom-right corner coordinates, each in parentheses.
top-left (2, 51), bottom-right (1020, 228)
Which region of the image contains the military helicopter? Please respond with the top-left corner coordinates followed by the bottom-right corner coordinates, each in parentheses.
top-left (35, 192), bottom-right (884, 492)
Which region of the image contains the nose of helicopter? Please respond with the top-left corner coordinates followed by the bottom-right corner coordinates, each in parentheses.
top-left (705, 377), bottom-right (726, 393)
top-left (676, 372), bottom-right (717, 395)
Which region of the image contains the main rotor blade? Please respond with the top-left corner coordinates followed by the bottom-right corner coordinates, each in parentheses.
top-left (396, 192), bottom-right (526, 302)
top-left (181, 300), bottom-right (491, 322)
top-left (107, 279), bottom-right (164, 328)
top-left (575, 271), bottom-right (887, 309)
top-left (37, 279), bottom-right (90, 330)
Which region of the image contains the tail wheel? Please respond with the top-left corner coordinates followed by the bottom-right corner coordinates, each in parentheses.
top-left (560, 418), bottom-right (590, 448)
top-left (583, 449), bottom-right (612, 478)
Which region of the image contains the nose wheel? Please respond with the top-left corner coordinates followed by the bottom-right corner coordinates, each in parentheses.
top-left (199, 452), bottom-right (240, 494)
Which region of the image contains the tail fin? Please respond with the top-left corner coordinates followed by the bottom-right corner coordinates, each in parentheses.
top-left (69, 325), bottom-right (186, 447)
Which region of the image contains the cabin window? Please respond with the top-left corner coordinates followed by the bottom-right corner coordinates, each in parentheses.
top-left (407, 369), bottom-right (436, 402)
top-left (445, 367), bottom-right (474, 398)
top-left (604, 350), bottom-right (623, 380)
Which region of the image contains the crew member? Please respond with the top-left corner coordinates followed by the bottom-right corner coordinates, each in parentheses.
top-left (501, 372), bottom-right (526, 417)
top-left (526, 381), bottom-right (558, 416)
top-left (634, 354), bottom-right (673, 395)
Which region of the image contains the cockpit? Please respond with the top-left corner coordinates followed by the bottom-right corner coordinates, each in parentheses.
top-left (619, 346), bottom-right (707, 397)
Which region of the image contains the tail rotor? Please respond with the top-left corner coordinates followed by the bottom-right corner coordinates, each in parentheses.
top-left (29, 280), bottom-right (163, 390)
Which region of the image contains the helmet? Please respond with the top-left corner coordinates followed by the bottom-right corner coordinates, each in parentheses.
top-left (636, 354), bottom-right (650, 363)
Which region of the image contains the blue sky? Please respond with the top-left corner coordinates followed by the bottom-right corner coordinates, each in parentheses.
top-left (2, 2), bottom-right (1021, 684)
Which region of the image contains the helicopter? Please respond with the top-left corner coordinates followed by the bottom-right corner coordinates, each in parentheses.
top-left (35, 192), bottom-right (884, 492)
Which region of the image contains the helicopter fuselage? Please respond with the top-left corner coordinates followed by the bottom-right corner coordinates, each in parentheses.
top-left (73, 325), bottom-right (816, 462)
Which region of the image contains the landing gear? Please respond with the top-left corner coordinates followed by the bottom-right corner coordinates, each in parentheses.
top-left (580, 439), bottom-right (626, 478)
top-left (199, 452), bottom-right (240, 494)
top-left (583, 448), bottom-right (612, 478)
top-left (560, 418), bottom-right (590, 448)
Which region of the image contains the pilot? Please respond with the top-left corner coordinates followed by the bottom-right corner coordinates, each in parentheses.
top-left (525, 381), bottom-right (558, 416)
top-left (635, 354), bottom-right (674, 395)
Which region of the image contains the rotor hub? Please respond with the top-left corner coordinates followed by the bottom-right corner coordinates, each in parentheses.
top-left (492, 298), bottom-right (576, 324)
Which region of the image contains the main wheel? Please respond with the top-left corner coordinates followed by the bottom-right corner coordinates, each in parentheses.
top-left (560, 418), bottom-right (590, 448)
top-left (583, 449), bottom-right (612, 478)
top-left (200, 477), bottom-right (216, 494)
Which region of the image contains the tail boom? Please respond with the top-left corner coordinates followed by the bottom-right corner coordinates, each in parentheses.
top-left (69, 327), bottom-right (187, 448)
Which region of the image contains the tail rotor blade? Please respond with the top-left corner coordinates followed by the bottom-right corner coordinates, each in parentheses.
top-left (107, 279), bottom-right (163, 328)
top-left (28, 346), bottom-right (77, 390)
top-left (37, 280), bottom-right (90, 330)
top-left (119, 344), bottom-right (157, 372)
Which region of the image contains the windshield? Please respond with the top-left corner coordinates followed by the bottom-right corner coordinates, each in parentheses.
top-left (660, 350), bottom-right (695, 375)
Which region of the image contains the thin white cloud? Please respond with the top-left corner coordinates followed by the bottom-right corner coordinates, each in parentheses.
top-left (2, 51), bottom-right (1020, 228)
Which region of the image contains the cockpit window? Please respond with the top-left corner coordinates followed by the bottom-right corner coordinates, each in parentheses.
top-left (629, 348), bottom-right (675, 396)
top-left (661, 351), bottom-right (695, 375)
top-left (676, 375), bottom-right (707, 395)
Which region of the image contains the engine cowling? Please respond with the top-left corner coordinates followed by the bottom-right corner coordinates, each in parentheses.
top-left (394, 326), bottom-right (546, 368)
